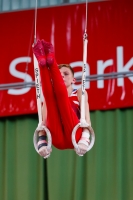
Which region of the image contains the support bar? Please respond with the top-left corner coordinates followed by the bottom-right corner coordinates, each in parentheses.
top-left (0, 70), bottom-right (133, 90)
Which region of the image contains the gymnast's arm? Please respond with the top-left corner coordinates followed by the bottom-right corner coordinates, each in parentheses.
top-left (38, 99), bottom-right (52, 157)
top-left (42, 99), bottom-right (47, 125)
top-left (38, 99), bottom-right (47, 136)
top-left (77, 88), bottom-right (91, 126)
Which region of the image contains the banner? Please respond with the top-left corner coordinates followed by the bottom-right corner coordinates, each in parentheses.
top-left (0, 1), bottom-right (133, 117)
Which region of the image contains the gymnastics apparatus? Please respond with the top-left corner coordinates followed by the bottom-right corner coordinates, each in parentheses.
top-left (33, 0), bottom-right (95, 159)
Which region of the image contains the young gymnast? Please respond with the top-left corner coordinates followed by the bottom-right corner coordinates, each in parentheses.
top-left (32, 39), bottom-right (92, 157)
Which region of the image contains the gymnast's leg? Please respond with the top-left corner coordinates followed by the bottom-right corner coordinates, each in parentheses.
top-left (33, 40), bottom-right (67, 150)
top-left (42, 40), bottom-right (82, 149)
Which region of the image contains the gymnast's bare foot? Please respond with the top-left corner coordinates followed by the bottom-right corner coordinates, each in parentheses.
top-left (41, 39), bottom-right (54, 66)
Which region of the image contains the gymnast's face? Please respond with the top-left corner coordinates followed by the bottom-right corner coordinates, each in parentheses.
top-left (59, 67), bottom-right (75, 87)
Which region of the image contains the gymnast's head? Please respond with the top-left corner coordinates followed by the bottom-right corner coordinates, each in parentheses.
top-left (58, 64), bottom-right (76, 86)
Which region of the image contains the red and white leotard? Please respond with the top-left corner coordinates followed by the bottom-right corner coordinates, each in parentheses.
top-left (69, 89), bottom-right (80, 119)
top-left (39, 60), bottom-right (82, 150)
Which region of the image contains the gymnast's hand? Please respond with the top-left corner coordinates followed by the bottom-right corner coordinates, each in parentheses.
top-left (37, 130), bottom-right (52, 158)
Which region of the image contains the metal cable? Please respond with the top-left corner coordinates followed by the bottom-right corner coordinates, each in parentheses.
top-left (85, 0), bottom-right (88, 33)
top-left (1, 71), bottom-right (133, 90)
top-left (34, 0), bottom-right (38, 43)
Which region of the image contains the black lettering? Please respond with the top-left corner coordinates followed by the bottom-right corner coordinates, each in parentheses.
top-left (83, 64), bottom-right (86, 72)
top-left (37, 94), bottom-right (40, 99)
top-left (35, 68), bottom-right (39, 78)
top-left (36, 83), bottom-right (39, 89)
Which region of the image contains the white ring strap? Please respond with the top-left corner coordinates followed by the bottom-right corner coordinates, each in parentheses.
top-left (33, 0), bottom-right (52, 158)
top-left (72, 1), bottom-right (95, 153)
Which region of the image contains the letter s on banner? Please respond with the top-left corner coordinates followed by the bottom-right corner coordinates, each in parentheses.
top-left (8, 57), bottom-right (32, 95)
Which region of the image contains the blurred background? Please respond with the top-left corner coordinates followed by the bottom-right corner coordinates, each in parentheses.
top-left (0, 0), bottom-right (133, 200)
